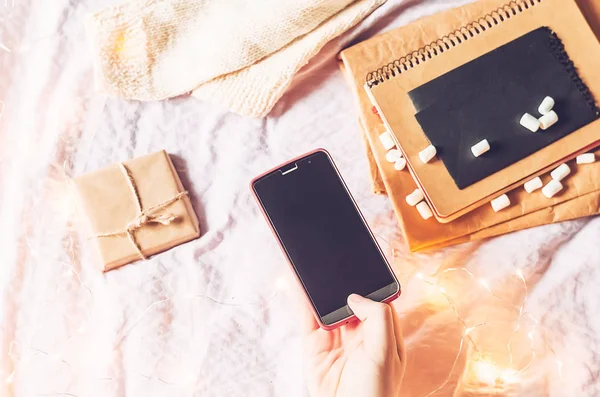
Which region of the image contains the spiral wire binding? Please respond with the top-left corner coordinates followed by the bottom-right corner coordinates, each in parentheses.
top-left (366, 0), bottom-right (544, 87)
top-left (547, 29), bottom-right (600, 116)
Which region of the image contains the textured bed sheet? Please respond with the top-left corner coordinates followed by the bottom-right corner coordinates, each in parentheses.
top-left (1, 0), bottom-right (599, 396)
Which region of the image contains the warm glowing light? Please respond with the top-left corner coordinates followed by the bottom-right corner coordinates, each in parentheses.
top-left (500, 368), bottom-right (519, 382)
top-left (479, 279), bottom-right (490, 290)
top-left (557, 360), bottom-right (564, 379)
top-left (472, 360), bottom-right (500, 385)
top-left (275, 277), bottom-right (289, 291)
top-left (472, 361), bottom-right (518, 385)
top-left (420, 282), bottom-right (450, 309)
top-left (1, 223), bottom-right (561, 397)
top-left (113, 31), bottom-right (127, 54)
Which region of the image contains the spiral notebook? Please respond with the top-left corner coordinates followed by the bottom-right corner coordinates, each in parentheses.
top-left (365, 0), bottom-right (600, 222)
top-left (339, 0), bottom-right (600, 251)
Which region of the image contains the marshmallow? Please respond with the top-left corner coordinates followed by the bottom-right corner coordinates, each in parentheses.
top-left (491, 194), bottom-right (510, 212)
top-left (577, 153), bottom-right (596, 164)
top-left (524, 177), bottom-right (543, 193)
top-left (419, 145), bottom-right (437, 163)
top-left (538, 96), bottom-right (555, 115)
top-left (416, 201), bottom-right (433, 220)
top-left (406, 189), bottom-right (424, 207)
top-left (550, 163), bottom-right (570, 181)
top-left (471, 139), bottom-right (490, 157)
top-left (385, 149), bottom-right (402, 163)
top-left (542, 180), bottom-right (563, 198)
top-left (520, 113), bottom-right (540, 133)
top-left (539, 110), bottom-right (558, 130)
top-left (394, 158), bottom-right (407, 171)
top-left (379, 131), bottom-right (395, 150)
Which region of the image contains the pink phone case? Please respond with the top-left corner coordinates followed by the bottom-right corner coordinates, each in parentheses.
top-left (250, 148), bottom-right (401, 330)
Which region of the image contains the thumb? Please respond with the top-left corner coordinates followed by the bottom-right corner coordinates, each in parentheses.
top-left (347, 294), bottom-right (397, 365)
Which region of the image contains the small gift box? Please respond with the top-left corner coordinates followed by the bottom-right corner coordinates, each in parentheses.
top-left (73, 150), bottom-right (200, 271)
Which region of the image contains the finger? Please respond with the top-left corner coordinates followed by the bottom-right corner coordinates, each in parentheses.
top-left (340, 317), bottom-right (361, 339)
top-left (340, 320), bottom-right (363, 350)
top-left (347, 294), bottom-right (396, 365)
top-left (302, 300), bottom-right (320, 333)
top-left (293, 284), bottom-right (319, 333)
top-left (390, 302), bottom-right (406, 371)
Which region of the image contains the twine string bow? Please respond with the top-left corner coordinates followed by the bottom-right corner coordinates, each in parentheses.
top-left (95, 163), bottom-right (188, 260)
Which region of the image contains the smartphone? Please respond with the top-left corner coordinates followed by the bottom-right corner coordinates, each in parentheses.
top-left (251, 149), bottom-right (400, 330)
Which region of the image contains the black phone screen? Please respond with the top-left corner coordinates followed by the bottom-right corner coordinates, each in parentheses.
top-left (253, 150), bottom-right (398, 323)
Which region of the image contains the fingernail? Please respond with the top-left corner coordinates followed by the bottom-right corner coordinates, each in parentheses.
top-left (349, 294), bottom-right (362, 303)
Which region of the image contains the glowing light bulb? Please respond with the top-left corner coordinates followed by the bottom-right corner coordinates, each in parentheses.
top-left (5, 372), bottom-right (14, 384)
top-left (528, 331), bottom-right (535, 340)
top-left (515, 269), bottom-right (524, 279)
top-left (416, 272), bottom-right (424, 279)
top-left (465, 327), bottom-right (473, 335)
top-left (471, 361), bottom-right (518, 385)
top-left (439, 287), bottom-right (447, 293)
top-left (472, 361), bottom-right (499, 385)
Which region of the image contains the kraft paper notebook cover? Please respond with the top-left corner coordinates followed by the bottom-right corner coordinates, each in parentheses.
top-left (365, 0), bottom-right (600, 221)
top-left (338, 0), bottom-right (600, 252)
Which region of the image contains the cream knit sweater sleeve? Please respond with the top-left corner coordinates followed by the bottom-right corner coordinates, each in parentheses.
top-left (86, 0), bottom-right (355, 100)
top-left (87, 0), bottom-right (386, 117)
top-left (191, 0), bottom-right (385, 117)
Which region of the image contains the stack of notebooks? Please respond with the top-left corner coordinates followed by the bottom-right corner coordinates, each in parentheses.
top-left (339, 0), bottom-right (600, 252)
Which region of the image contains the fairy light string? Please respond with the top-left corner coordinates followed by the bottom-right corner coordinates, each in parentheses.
top-left (5, 223), bottom-right (564, 395)
top-left (0, 2), bottom-right (572, 391)
top-left (0, 15), bottom-right (557, 394)
top-left (387, 236), bottom-right (563, 395)
top-left (3, 186), bottom-right (563, 394)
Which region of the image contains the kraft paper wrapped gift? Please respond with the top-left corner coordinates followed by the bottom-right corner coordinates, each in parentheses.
top-left (73, 150), bottom-right (200, 271)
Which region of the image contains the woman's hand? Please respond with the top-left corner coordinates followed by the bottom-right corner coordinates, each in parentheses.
top-left (303, 294), bottom-right (405, 397)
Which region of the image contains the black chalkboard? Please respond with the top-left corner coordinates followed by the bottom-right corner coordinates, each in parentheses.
top-left (408, 27), bottom-right (599, 190)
